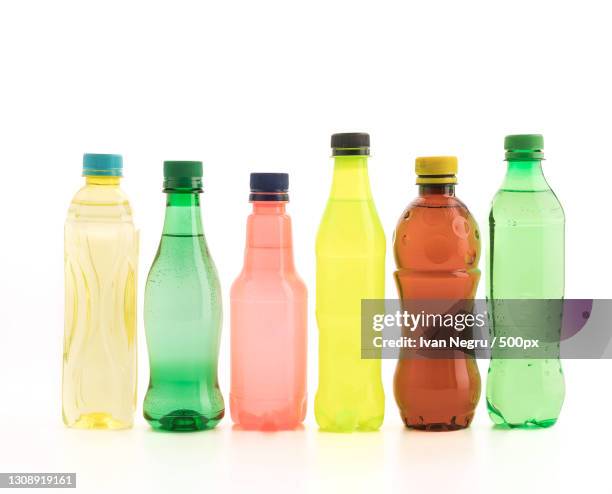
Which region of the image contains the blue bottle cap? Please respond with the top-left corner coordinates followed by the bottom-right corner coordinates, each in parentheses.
top-left (249, 173), bottom-right (289, 201)
top-left (83, 153), bottom-right (123, 177)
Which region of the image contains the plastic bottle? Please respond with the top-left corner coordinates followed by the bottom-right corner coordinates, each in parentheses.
top-left (315, 133), bottom-right (385, 432)
top-left (486, 134), bottom-right (565, 427)
top-left (392, 156), bottom-right (481, 430)
top-left (63, 153), bottom-right (139, 430)
top-left (230, 173), bottom-right (307, 430)
top-left (143, 161), bottom-right (224, 431)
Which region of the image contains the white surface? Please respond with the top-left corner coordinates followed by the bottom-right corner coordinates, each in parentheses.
top-left (0, 1), bottom-right (611, 493)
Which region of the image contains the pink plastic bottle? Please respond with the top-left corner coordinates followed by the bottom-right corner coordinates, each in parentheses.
top-left (230, 173), bottom-right (308, 430)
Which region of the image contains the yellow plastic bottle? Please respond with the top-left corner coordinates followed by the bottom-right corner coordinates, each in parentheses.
top-left (315, 133), bottom-right (385, 431)
top-left (62, 154), bottom-right (139, 429)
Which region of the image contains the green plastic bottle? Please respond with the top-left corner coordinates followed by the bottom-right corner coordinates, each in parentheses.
top-left (486, 135), bottom-right (565, 428)
top-left (143, 161), bottom-right (224, 431)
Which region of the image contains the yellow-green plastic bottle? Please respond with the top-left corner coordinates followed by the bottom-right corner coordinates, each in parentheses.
top-left (62, 154), bottom-right (139, 430)
top-left (315, 133), bottom-right (385, 431)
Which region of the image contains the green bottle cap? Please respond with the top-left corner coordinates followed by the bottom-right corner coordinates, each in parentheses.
top-left (504, 134), bottom-right (544, 160)
top-left (163, 160), bottom-right (203, 191)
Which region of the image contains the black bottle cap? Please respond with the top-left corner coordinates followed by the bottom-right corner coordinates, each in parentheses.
top-left (331, 132), bottom-right (370, 156)
top-left (249, 173), bottom-right (289, 201)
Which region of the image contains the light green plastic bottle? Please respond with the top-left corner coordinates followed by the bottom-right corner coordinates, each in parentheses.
top-left (486, 134), bottom-right (565, 428)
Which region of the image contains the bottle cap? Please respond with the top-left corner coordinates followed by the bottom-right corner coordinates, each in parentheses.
top-left (415, 156), bottom-right (458, 184)
top-left (163, 160), bottom-right (203, 191)
top-left (504, 134), bottom-right (544, 160)
top-left (249, 173), bottom-right (289, 201)
top-left (331, 132), bottom-right (370, 156)
top-left (83, 153), bottom-right (123, 177)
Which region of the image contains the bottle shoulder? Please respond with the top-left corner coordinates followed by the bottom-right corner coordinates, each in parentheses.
top-left (490, 188), bottom-right (565, 224)
top-left (70, 183), bottom-right (131, 205)
top-left (231, 271), bottom-right (307, 300)
top-left (316, 198), bottom-right (385, 251)
top-left (148, 236), bottom-right (218, 277)
top-left (394, 195), bottom-right (479, 233)
top-left (392, 194), bottom-right (481, 272)
top-left (401, 194), bottom-right (472, 211)
top-left (67, 184), bottom-right (134, 223)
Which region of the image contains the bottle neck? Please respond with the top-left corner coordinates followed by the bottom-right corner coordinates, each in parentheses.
top-left (162, 191), bottom-right (203, 236)
top-left (251, 201), bottom-right (287, 215)
top-left (85, 176), bottom-right (121, 186)
top-left (243, 201), bottom-right (294, 272)
top-left (329, 156), bottom-right (372, 200)
top-left (418, 184), bottom-right (456, 196)
top-left (501, 159), bottom-right (549, 192)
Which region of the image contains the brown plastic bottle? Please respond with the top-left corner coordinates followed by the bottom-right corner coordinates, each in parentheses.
top-left (392, 156), bottom-right (481, 431)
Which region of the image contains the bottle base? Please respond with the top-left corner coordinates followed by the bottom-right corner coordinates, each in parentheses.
top-left (231, 410), bottom-right (303, 431)
top-left (401, 413), bottom-right (474, 432)
top-left (145, 409), bottom-right (224, 432)
top-left (65, 412), bottom-right (132, 430)
top-left (499, 419), bottom-right (558, 429)
top-left (316, 412), bottom-right (383, 433)
top-left (230, 394), bottom-right (306, 431)
top-left (314, 389), bottom-right (385, 432)
top-left (487, 401), bottom-right (559, 428)
top-left (232, 418), bottom-right (303, 432)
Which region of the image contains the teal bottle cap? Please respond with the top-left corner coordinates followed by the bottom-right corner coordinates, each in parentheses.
top-left (83, 153), bottom-right (123, 176)
top-left (163, 160), bottom-right (203, 191)
top-left (504, 134), bottom-right (544, 160)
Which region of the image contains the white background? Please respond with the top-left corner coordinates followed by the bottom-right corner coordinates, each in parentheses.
top-left (0, 1), bottom-right (610, 493)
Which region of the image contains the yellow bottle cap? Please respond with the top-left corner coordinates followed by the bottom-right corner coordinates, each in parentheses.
top-left (415, 156), bottom-right (458, 184)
